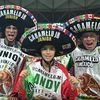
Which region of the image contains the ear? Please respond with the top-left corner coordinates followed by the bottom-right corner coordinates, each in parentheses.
top-left (97, 34), bottom-right (99, 42)
top-left (76, 38), bottom-right (82, 46)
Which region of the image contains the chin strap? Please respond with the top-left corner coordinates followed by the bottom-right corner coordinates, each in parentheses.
top-left (41, 58), bottom-right (54, 72)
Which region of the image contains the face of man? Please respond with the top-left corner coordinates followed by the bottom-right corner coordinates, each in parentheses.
top-left (5, 25), bottom-right (18, 42)
top-left (81, 32), bottom-right (98, 51)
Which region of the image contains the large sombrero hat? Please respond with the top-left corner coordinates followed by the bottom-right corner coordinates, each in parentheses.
top-left (64, 14), bottom-right (100, 37)
top-left (20, 27), bottom-right (76, 57)
top-left (0, 5), bottom-right (37, 40)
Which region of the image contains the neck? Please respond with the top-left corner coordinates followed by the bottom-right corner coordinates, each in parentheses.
top-left (4, 38), bottom-right (16, 46)
top-left (41, 59), bottom-right (54, 72)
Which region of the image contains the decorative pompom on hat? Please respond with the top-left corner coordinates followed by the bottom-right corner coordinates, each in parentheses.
top-left (19, 27), bottom-right (76, 57)
top-left (64, 14), bottom-right (100, 37)
top-left (0, 5), bottom-right (37, 40)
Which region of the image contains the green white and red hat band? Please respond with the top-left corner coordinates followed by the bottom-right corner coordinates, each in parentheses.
top-left (20, 27), bottom-right (76, 57)
top-left (0, 5), bottom-right (37, 25)
top-left (0, 5), bottom-right (37, 40)
top-left (65, 14), bottom-right (100, 34)
top-left (20, 26), bottom-right (75, 42)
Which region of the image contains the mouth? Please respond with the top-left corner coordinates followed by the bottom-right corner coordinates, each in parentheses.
top-left (7, 34), bottom-right (15, 41)
top-left (45, 56), bottom-right (53, 60)
top-left (86, 42), bottom-right (94, 47)
top-left (8, 33), bottom-right (14, 36)
top-left (46, 56), bottom-right (51, 59)
top-left (87, 42), bottom-right (93, 45)
top-left (8, 34), bottom-right (14, 38)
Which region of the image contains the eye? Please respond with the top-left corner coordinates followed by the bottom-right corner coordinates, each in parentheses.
top-left (50, 47), bottom-right (55, 51)
top-left (6, 26), bottom-right (17, 30)
top-left (41, 47), bottom-right (47, 50)
top-left (6, 26), bottom-right (11, 29)
top-left (13, 27), bottom-right (17, 30)
top-left (41, 47), bottom-right (55, 51)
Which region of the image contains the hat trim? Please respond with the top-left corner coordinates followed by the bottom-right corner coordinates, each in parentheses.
top-left (65, 14), bottom-right (100, 34)
top-left (21, 28), bottom-right (76, 57)
top-left (0, 5), bottom-right (37, 26)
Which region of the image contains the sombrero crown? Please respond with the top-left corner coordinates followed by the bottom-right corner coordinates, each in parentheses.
top-left (64, 14), bottom-right (100, 36)
top-left (0, 5), bottom-right (37, 40)
top-left (20, 27), bottom-right (76, 57)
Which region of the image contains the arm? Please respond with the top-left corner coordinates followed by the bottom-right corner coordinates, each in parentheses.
top-left (57, 63), bottom-right (78, 100)
top-left (66, 54), bottom-right (75, 76)
top-left (61, 79), bottom-right (78, 100)
top-left (10, 57), bottom-right (27, 100)
top-left (10, 69), bottom-right (28, 100)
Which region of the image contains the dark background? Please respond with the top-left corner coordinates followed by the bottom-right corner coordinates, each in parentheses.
top-left (0, 0), bottom-right (100, 23)
top-left (1, 0), bottom-right (100, 43)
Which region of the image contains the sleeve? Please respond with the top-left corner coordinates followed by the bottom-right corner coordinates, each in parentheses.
top-left (66, 54), bottom-right (74, 70)
top-left (11, 57), bottom-right (27, 100)
top-left (57, 63), bottom-right (78, 100)
top-left (61, 79), bottom-right (78, 100)
top-left (66, 54), bottom-right (75, 75)
top-left (23, 74), bottom-right (34, 100)
top-left (11, 78), bottom-right (26, 100)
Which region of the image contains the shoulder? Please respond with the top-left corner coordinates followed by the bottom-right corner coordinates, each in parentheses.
top-left (29, 60), bottom-right (41, 67)
top-left (71, 47), bottom-right (84, 57)
top-left (96, 46), bottom-right (100, 54)
top-left (0, 38), bottom-right (4, 44)
top-left (73, 47), bottom-right (81, 52)
top-left (56, 62), bottom-right (69, 77)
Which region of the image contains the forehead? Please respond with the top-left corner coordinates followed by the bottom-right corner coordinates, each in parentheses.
top-left (82, 32), bottom-right (97, 37)
top-left (42, 45), bottom-right (55, 49)
top-left (6, 25), bottom-right (17, 29)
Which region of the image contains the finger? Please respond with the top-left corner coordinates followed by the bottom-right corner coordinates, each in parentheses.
top-left (20, 70), bottom-right (28, 77)
top-left (8, 97), bottom-right (18, 100)
top-left (68, 73), bottom-right (70, 77)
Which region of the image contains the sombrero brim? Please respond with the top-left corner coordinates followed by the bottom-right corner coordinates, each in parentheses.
top-left (65, 14), bottom-right (100, 36)
top-left (20, 28), bottom-right (76, 57)
top-left (0, 5), bottom-right (37, 40)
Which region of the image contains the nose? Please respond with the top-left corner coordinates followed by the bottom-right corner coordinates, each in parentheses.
top-left (10, 28), bottom-right (14, 32)
top-left (7, 25), bottom-right (17, 33)
top-left (86, 36), bottom-right (92, 40)
top-left (46, 49), bottom-right (51, 53)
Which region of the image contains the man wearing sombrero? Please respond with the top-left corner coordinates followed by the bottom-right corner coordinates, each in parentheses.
top-left (0, 5), bottom-right (37, 99)
top-left (65, 14), bottom-right (100, 99)
top-left (11, 27), bottom-right (78, 100)
top-left (0, 5), bottom-right (37, 47)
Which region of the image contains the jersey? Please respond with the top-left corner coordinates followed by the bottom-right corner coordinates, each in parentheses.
top-left (0, 38), bottom-right (25, 96)
top-left (12, 59), bottom-right (78, 100)
top-left (0, 38), bottom-right (20, 48)
top-left (71, 47), bottom-right (100, 99)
